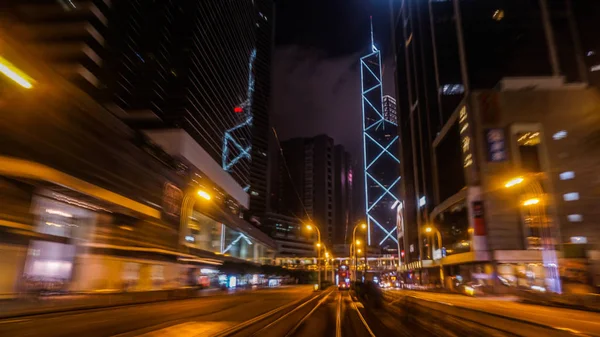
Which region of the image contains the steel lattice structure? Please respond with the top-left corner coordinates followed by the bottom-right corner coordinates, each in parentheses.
top-left (361, 20), bottom-right (401, 246)
top-left (222, 49), bottom-right (257, 192)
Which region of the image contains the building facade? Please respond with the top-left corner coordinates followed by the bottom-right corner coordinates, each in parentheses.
top-left (391, 0), bottom-right (598, 292)
top-left (274, 135), bottom-right (354, 248)
top-left (0, 1), bottom-right (276, 296)
top-left (334, 145), bottom-right (353, 245)
top-left (2, 0), bottom-right (111, 97)
top-left (4, 0), bottom-right (274, 218)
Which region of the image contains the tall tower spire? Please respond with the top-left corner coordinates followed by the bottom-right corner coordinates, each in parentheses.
top-left (370, 16), bottom-right (377, 52)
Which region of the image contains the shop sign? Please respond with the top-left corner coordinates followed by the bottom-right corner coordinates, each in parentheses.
top-left (486, 128), bottom-right (507, 162)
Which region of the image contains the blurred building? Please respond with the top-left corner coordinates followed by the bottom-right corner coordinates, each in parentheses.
top-left (272, 135), bottom-right (354, 248)
top-left (104, 1), bottom-right (274, 219)
top-left (334, 145), bottom-right (353, 245)
top-left (2, 0), bottom-right (274, 219)
top-left (261, 212), bottom-right (315, 258)
top-left (1, 0), bottom-right (111, 98)
top-left (574, 2), bottom-right (600, 87)
top-left (0, 2), bottom-right (276, 297)
top-left (391, 0), bottom-right (599, 292)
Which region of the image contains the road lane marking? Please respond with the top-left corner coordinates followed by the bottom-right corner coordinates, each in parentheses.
top-left (336, 293), bottom-right (342, 337)
top-left (283, 291), bottom-right (334, 337)
top-left (352, 298), bottom-right (376, 337)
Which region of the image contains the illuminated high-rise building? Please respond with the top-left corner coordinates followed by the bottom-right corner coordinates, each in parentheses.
top-left (360, 17), bottom-right (401, 248)
top-left (382, 95), bottom-right (397, 124)
top-left (105, 1), bottom-right (274, 217)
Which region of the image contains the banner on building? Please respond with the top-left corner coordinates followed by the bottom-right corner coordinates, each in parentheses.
top-left (486, 128), bottom-right (507, 162)
top-left (472, 201), bottom-right (486, 236)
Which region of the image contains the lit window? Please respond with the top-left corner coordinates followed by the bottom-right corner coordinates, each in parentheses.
top-left (559, 171), bottom-right (575, 180)
top-left (587, 51), bottom-right (596, 57)
top-left (552, 130), bottom-right (567, 140)
top-left (517, 132), bottom-right (540, 146)
top-left (563, 192), bottom-right (579, 201)
top-left (492, 9), bottom-right (505, 21)
top-left (418, 196), bottom-right (426, 207)
top-left (567, 214), bottom-right (583, 222)
top-left (570, 236), bottom-right (588, 244)
top-left (440, 84), bottom-right (465, 95)
top-left (591, 64), bottom-right (600, 72)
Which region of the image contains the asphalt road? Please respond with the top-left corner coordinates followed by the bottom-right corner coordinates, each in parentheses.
top-left (8, 286), bottom-right (586, 337)
top-left (0, 286), bottom-right (313, 337)
top-left (387, 289), bottom-right (600, 336)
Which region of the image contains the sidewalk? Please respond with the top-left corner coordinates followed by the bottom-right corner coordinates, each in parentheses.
top-left (0, 287), bottom-right (252, 319)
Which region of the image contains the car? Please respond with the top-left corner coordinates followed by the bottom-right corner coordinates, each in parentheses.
top-left (338, 282), bottom-right (350, 290)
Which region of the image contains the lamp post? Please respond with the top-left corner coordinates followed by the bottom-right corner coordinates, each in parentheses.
top-left (180, 188), bottom-right (212, 248)
top-left (425, 226), bottom-right (445, 286)
top-left (352, 223), bottom-right (367, 282)
top-left (505, 175), bottom-right (561, 294)
top-left (306, 224), bottom-right (322, 290)
top-left (350, 239), bottom-right (362, 282)
top-left (425, 226), bottom-right (443, 259)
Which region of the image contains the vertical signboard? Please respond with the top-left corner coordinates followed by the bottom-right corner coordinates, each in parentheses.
top-left (486, 128), bottom-right (507, 162)
top-left (472, 201), bottom-right (486, 236)
top-left (459, 106), bottom-right (472, 169)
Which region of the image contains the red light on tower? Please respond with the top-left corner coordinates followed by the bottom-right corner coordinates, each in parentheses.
top-left (234, 106), bottom-right (243, 113)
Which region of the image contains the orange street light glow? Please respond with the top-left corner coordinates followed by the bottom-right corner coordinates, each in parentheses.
top-left (361, 223), bottom-right (367, 229)
top-left (425, 227), bottom-right (433, 233)
top-left (0, 56), bottom-right (33, 89)
top-left (197, 190), bottom-right (211, 200)
top-left (505, 177), bottom-right (524, 188)
top-left (355, 240), bottom-right (361, 245)
top-left (523, 198), bottom-right (540, 206)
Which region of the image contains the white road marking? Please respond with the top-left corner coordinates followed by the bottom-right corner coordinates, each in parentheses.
top-left (352, 299), bottom-right (375, 337)
top-left (336, 293), bottom-right (342, 337)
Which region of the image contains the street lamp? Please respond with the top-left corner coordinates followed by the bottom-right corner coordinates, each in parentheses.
top-left (197, 189), bottom-right (211, 200)
top-left (306, 224), bottom-right (322, 289)
top-left (504, 175), bottom-right (561, 293)
top-left (523, 198), bottom-right (540, 206)
top-left (424, 226), bottom-right (443, 260)
top-left (425, 225), bottom-right (444, 286)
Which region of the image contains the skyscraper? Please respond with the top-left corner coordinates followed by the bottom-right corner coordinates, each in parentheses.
top-left (104, 1), bottom-right (273, 217)
top-left (275, 136), bottom-right (354, 247)
top-left (360, 18), bottom-right (401, 248)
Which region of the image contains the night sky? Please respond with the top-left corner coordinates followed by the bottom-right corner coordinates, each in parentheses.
top-left (272, 0), bottom-right (395, 161)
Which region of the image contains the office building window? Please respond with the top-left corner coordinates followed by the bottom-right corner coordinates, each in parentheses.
top-left (516, 131), bottom-right (542, 173)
